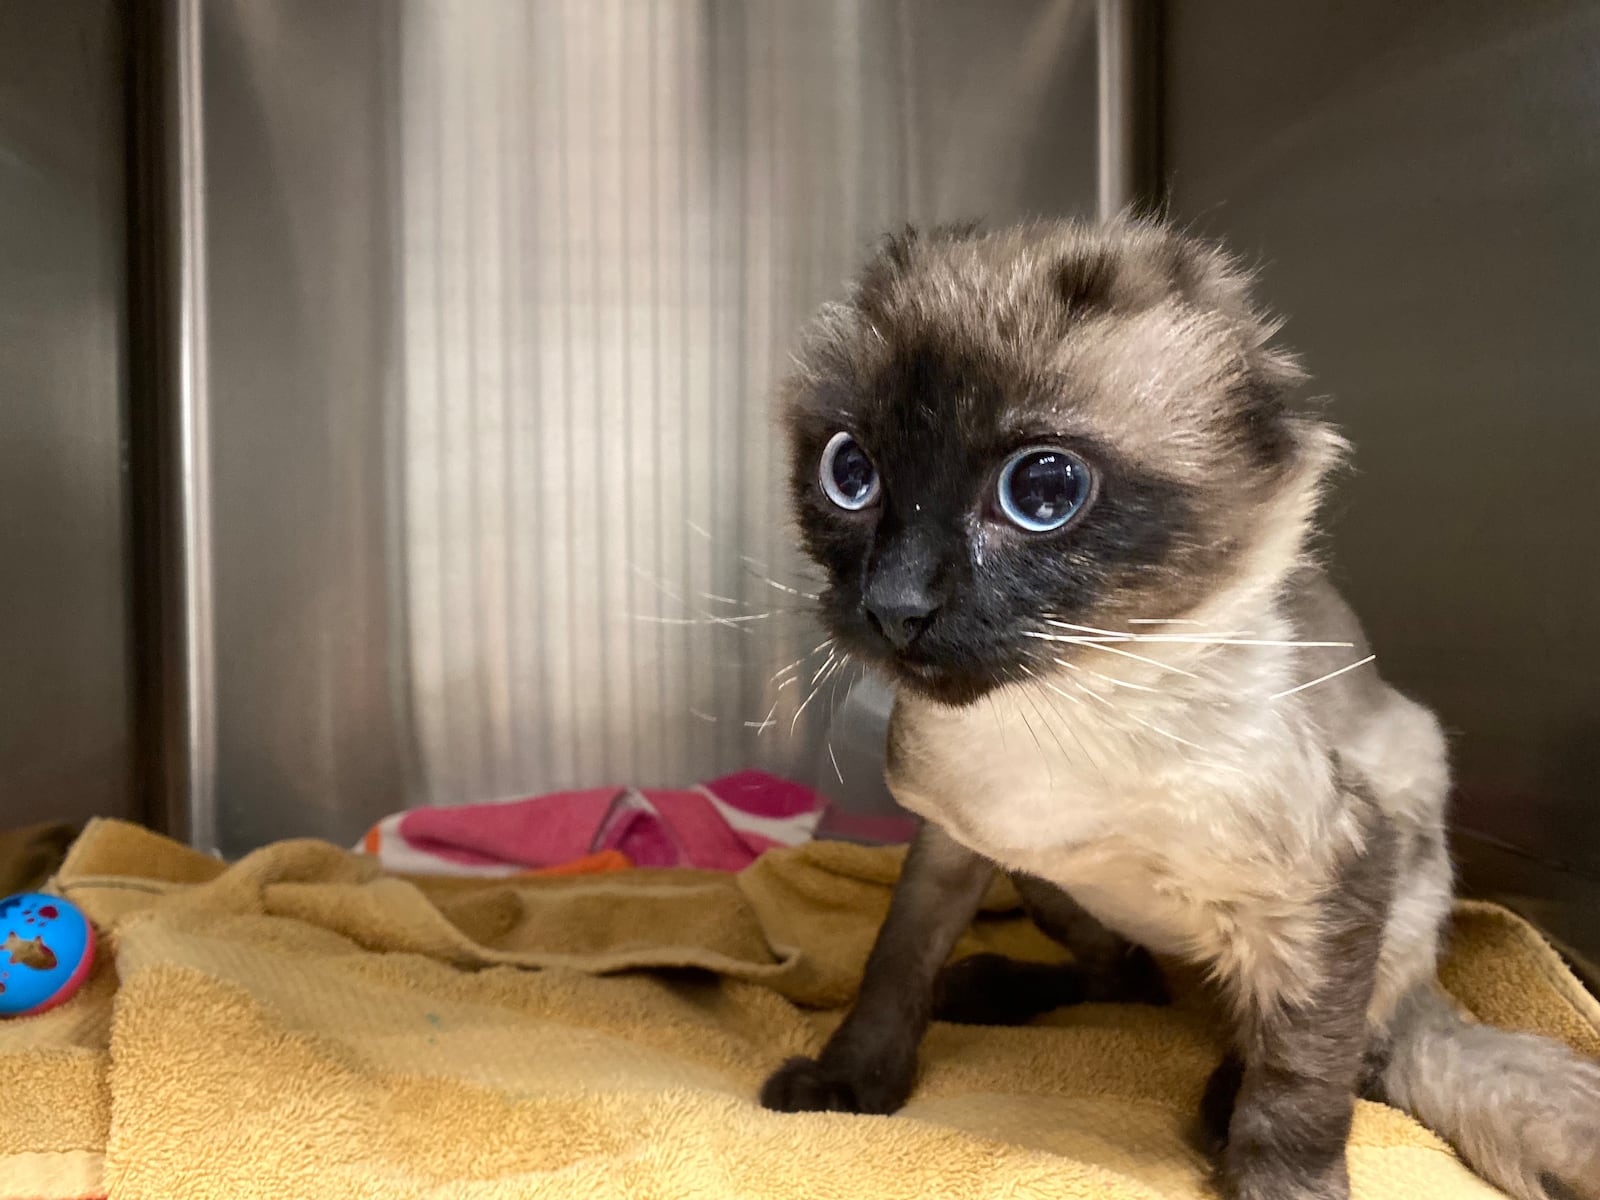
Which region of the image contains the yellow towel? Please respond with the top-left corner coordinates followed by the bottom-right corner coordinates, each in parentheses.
top-left (3, 818), bottom-right (1597, 1200)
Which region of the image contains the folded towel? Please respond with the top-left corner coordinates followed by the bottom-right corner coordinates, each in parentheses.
top-left (3, 817), bottom-right (1597, 1200)
top-left (358, 770), bottom-right (875, 875)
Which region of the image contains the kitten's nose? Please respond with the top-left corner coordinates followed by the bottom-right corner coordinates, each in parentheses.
top-left (863, 585), bottom-right (942, 650)
top-left (864, 525), bottom-right (946, 650)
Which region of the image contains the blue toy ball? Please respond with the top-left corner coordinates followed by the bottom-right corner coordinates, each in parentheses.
top-left (0, 892), bottom-right (96, 1017)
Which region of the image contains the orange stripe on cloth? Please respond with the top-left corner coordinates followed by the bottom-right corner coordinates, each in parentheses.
top-left (527, 849), bottom-right (632, 877)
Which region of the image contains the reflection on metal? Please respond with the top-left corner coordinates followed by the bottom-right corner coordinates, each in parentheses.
top-left (1096, 0), bottom-right (1137, 219)
top-left (0, 1), bottom-right (134, 830)
top-left (156, 0), bottom-right (1102, 854)
top-left (135, 0), bottom-right (220, 851)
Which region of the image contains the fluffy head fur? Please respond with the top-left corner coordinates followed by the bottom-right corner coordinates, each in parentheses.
top-left (783, 219), bottom-right (1345, 704)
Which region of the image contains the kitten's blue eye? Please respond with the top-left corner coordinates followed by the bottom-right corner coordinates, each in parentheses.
top-left (996, 446), bottom-right (1091, 532)
top-left (820, 431), bottom-right (880, 511)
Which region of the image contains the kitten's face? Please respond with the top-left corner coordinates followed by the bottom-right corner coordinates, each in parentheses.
top-left (784, 221), bottom-right (1335, 706)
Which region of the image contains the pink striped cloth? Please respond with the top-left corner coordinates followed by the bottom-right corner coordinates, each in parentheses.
top-left (358, 770), bottom-right (912, 877)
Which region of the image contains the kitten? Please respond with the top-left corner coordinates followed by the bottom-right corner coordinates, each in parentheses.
top-left (758, 219), bottom-right (1600, 1200)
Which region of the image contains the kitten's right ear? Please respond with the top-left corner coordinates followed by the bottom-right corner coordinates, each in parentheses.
top-left (854, 221), bottom-right (982, 308)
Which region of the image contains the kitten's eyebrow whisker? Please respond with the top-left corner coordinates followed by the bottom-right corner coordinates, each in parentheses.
top-left (1268, 654), bottom-right (1378, 701)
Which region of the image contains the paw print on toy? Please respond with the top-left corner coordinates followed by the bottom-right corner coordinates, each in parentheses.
top-left (0, 892), bottom-right (95, 1017)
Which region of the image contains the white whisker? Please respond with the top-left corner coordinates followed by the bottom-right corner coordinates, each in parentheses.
top-left (1073, 680), bottom-right (1117, 708)
top-left (1268, 654), bottom-right (1377, 701)
top-left (769, 638), bottom-right (833, 686)
top-left (1036, 676), bottom-right (1086, 707)
top-left (1073, 639), bottom-right (1203, 679)
top-left (628, 564), bottom-right (752, 634)
top-left (1054, 656), bottom-right (1159, 692)
top-left (790, 680), bottom-right (825, 735)
top-left (689, 708), bottom-right (718, 724)
top-left (1015, 702), bottom-right (1052, 781)
top-left (988, 693), bottom-right (1007, 751)
top-left (1041, 619), bottom-right (1134, 638)
top-left (796, 651), bottom-right (850, 737)
top-left (748, 695), bottom-right (782, 735)
top-left (740, 555), bottom-right (821, 601)
top-left (1130, 636), bottom-right (1355, 649)
top-left (1126, 713), bottom-right (1209, 751)
top-left (827, 741), bottom-right (845, 785)
top-left (630, 612), bottom-right (773, 627)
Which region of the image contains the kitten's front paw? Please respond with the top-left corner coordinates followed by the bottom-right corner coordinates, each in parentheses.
top-left (1221, 1176), bottom-right (1348, 1200)
top-left (759, 1053), bottom-right (913, 1115)
top-left (1219, 1154), bottom-right (1348, 1200)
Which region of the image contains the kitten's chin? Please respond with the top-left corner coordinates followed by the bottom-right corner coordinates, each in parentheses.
top-left (889, 659), bottom-right (997, 707)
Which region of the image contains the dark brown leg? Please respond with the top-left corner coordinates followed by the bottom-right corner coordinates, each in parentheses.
top-left (932, 872), bottom-right (1166, 1026)
top-left (760, 821), bottom-right (993, 1114)
top-left (1214, 817), bottom-right (1394, 1200)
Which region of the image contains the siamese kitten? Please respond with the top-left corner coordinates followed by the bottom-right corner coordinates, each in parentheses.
top-left (758, 220), bottom-right (1600, 1200)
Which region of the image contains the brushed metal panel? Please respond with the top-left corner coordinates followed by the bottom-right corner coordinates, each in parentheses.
top-left (192, 0), bottom-right (411, 854)
top-left (0, 1), bottom-right (134, 829)
top-left (179, 1), bottom-right (1099, 854)
top-left (1163, 0), bottom-right (1600, 958)
top-left (394, 0), bottom-right (1100, 815)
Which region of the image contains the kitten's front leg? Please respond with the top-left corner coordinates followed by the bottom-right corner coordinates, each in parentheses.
top-left (760, 821), bottom-right (993, 1114)
top-left (1213, 834), bottom-right (1392, 1200)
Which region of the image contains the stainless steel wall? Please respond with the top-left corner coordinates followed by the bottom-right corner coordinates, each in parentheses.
top-left (1163, 0), bottom-right (1600, 970)
top-left (173, 0), bottom-right (1102, 855)
top-left (0, 1), bottom-right (135, 830)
